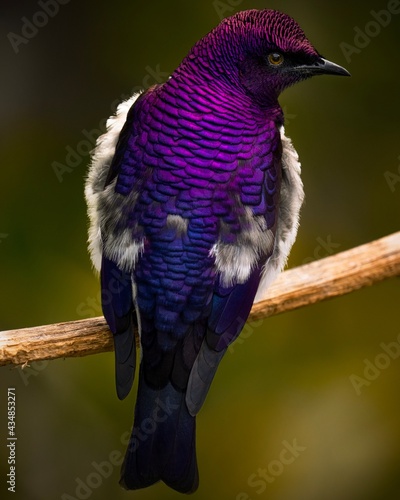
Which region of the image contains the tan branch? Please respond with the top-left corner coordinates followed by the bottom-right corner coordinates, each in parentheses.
top-left (1, 232), bottom-right (399, 367)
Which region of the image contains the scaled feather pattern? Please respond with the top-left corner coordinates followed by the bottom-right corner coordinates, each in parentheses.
top-left (85, 8), bottom-right (349, 493)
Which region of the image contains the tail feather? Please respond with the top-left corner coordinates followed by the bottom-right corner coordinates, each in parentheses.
top-left (113, 324), bottom-right (136, 400)
top-left (186, 340), bottom-right (226, 416)
top-left (120, 368), bottom-right (199, 493)
top-left (100, 256), bottom-right (136, 400)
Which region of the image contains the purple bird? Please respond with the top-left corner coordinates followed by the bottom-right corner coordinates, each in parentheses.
top-left (85, 9), bottom-right (349, 493)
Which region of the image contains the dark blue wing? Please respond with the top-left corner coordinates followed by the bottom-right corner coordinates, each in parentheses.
top-left (186, 140), bottom-right (282, 416)
top-left (99, 88), bottom-right (162, 398)
top-left (98, 94), bottom-right (150, 399)
top-left (207, 265), bottom-right (264, 350)
top-left (101, 256), bottom-right (136, 400)
top-left (186, 263), bottom-right (265, 415)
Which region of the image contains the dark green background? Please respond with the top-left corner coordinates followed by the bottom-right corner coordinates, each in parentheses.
top-left (1, 0), bottom-right (399, 499)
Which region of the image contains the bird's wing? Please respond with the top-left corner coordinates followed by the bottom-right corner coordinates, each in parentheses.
top-left (186, 265), bottom-right (264, 415)
top-left (86, 87), bottom-right (160, 399)
top-left (99, 98), bottom-right (141, 400)
top-left (101, 255), bottom-right (136, 400)
top-left (186, 140), bottom-right (283, 415)
top-left (186, 128), bottom-right (305, 415)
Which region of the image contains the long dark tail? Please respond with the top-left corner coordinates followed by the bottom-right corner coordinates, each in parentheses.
top-left (120, 367), bottom-right (199, 494)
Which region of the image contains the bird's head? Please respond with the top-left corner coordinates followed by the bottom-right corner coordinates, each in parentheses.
top-left (182, 9), bottom-right (350, 108)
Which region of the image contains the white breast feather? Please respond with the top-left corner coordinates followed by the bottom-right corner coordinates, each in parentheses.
top-left (210, 127), bottom-right (304, 294)
top-left (254, 127), bottom-right (304, 302)
top-left (210, 211), bottom-right (275, 287)
top-left (85, 94), bottom-right (141, 272)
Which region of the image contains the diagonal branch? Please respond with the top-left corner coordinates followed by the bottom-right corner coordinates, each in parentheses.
top-left (1, 232), bottom-right (399, 367)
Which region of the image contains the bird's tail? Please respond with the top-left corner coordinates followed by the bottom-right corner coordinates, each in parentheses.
top-left (120, 368), bottom-right (199, 494)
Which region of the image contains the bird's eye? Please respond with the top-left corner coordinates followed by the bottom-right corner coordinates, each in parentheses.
top-left (268, 53), bottom-right (284, 66)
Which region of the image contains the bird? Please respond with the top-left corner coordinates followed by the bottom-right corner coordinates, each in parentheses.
top-left (85, 8), bottom-right (349, 494)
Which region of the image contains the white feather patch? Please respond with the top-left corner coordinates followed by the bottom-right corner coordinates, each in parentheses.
top-left (210, 208), bottom-right (275, 287)
top-left (85, 94), bottom-right (141, 272)
top-left (254, 127), bottom-right (304, 302)
top-left (166, 214), bottom-right (188, 235)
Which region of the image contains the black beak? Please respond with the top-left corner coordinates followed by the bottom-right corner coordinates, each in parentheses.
top-left (297, 57), bottom-right (351, 77)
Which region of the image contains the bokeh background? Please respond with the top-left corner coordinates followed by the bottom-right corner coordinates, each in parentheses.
top-left (1, 0), bottom-right (399, 499)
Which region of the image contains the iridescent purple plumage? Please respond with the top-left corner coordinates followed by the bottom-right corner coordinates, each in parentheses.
top-left (85, 8), bottom-right (349, 494)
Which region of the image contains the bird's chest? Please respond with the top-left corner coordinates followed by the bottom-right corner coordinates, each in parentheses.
top-left (136, 114), bottom-right (281, 234)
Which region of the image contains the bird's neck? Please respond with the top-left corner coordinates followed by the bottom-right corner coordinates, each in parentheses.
top-left (170, 37), bottom-right (284, 124)
top-left (166, 66), bottom-right (283, 128)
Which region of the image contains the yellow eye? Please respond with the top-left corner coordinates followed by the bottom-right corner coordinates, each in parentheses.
top-left (268, 52), bottom-right (284, 66)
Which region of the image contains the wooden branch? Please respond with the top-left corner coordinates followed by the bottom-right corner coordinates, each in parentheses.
top-left (250, 231), bottom-right (400, 321)
top-left (1, 232), bottom-right (399, 367)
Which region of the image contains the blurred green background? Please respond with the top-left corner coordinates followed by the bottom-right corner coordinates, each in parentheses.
top-left (1, 0), bottom-right (399, 499)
